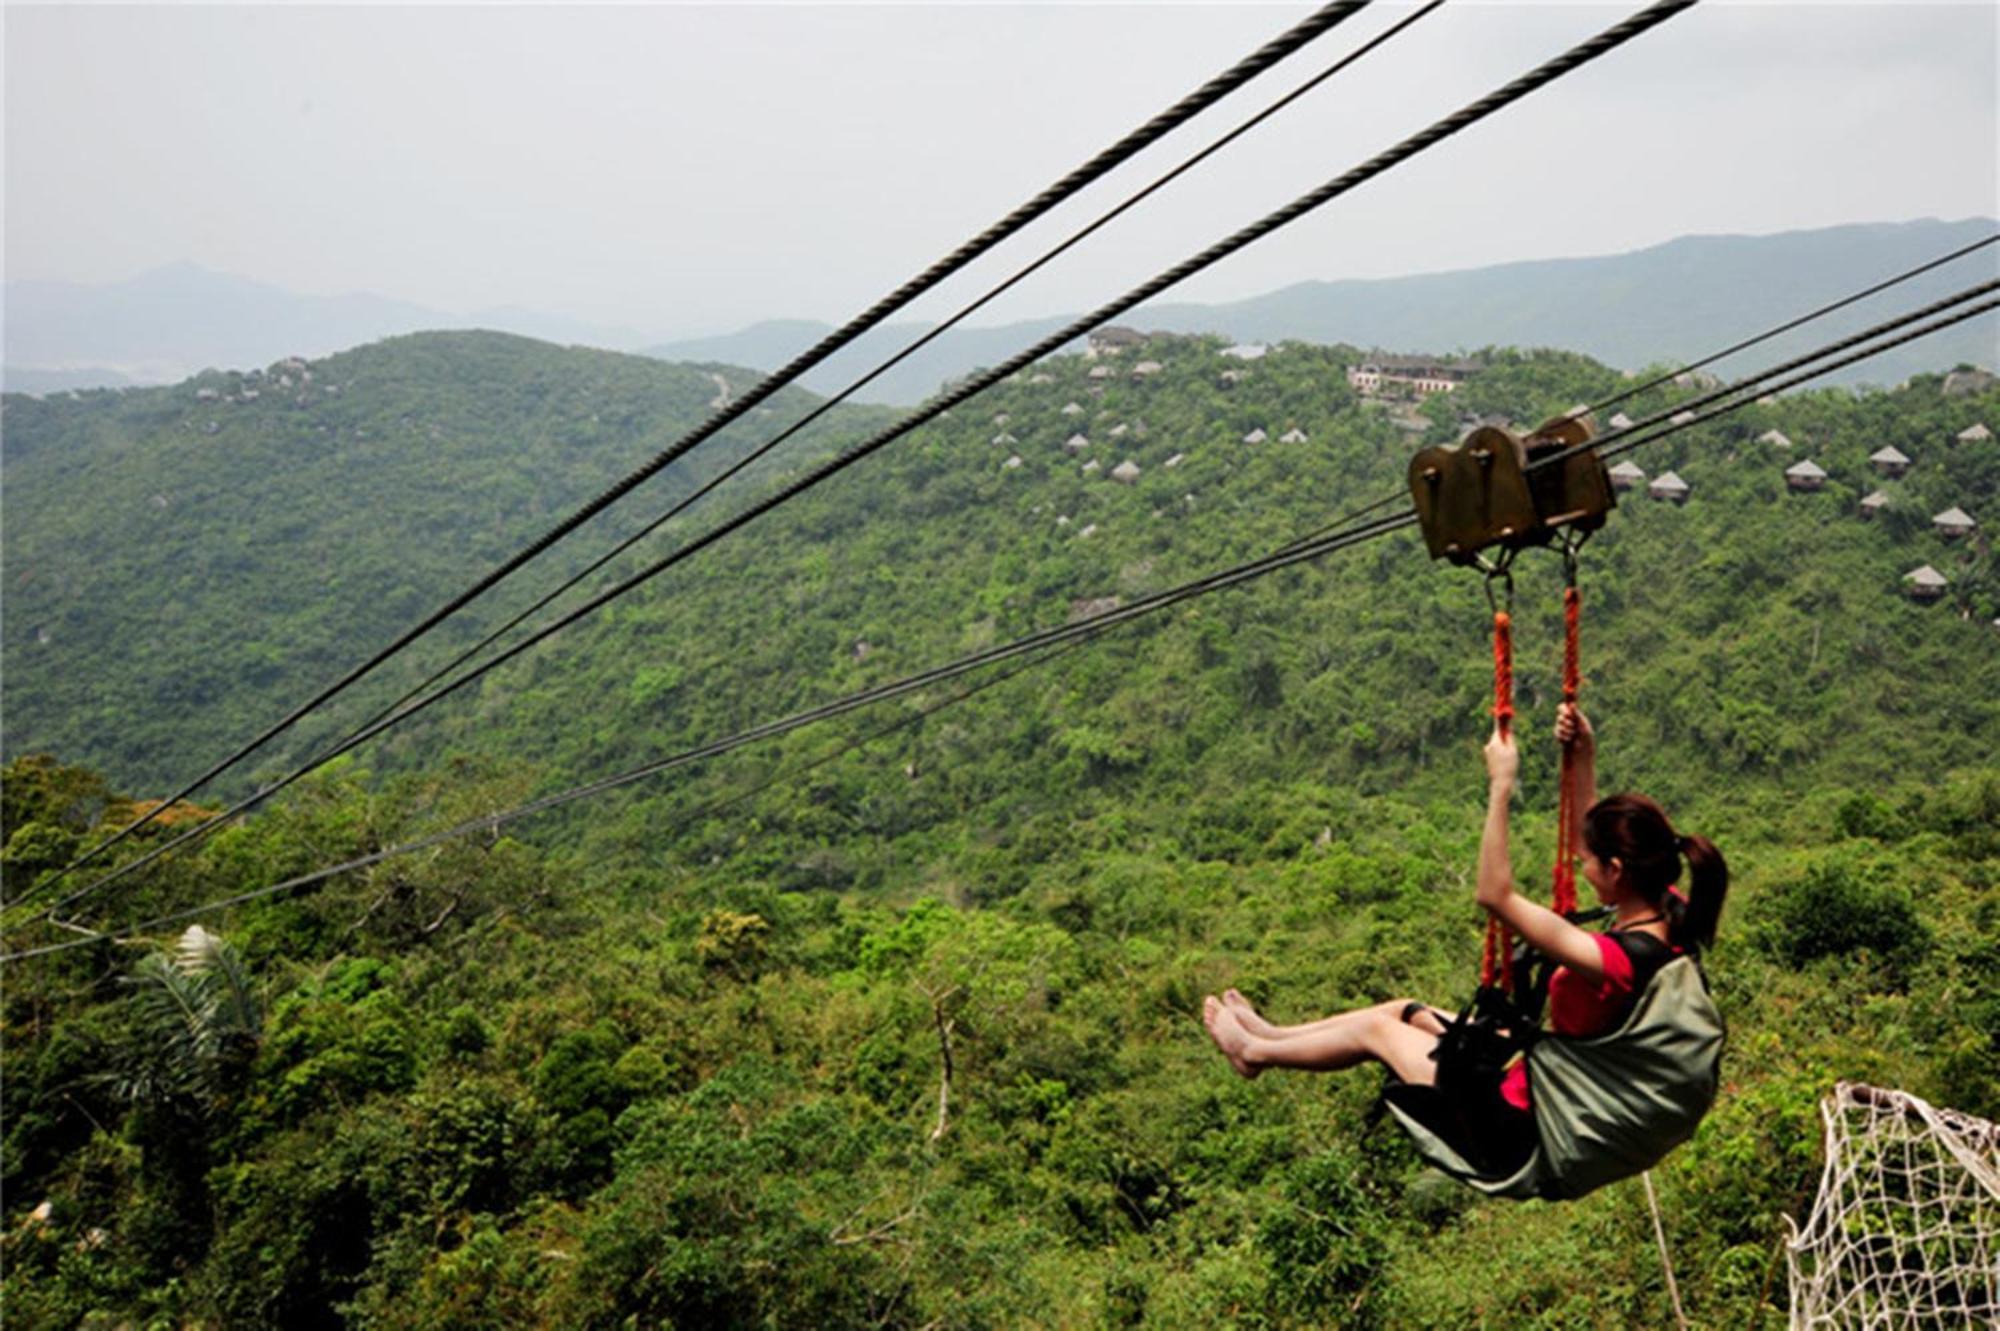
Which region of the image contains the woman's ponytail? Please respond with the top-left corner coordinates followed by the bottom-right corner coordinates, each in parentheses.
top-left (1676, 833), bottom-right (1728, 952)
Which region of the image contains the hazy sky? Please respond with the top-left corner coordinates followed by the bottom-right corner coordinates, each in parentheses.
top-left (5, 3), bottom-right (1995, 340)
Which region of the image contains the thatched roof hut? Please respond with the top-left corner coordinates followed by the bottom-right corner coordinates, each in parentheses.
top-left (1932, 506), bottom-right (1976, 538)
top-left (1903, 565), bottom-right (1947, 602)
top-left (1648, 471), bottom-right (1690, 503)
top-left (1868, 445), bottom-right (1910, 477)
top-left (1784, 460), bottom-right (1828, 492)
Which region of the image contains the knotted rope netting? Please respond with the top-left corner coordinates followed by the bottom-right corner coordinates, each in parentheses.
top-left (1784, 1081), bottom-right (1999, 1328)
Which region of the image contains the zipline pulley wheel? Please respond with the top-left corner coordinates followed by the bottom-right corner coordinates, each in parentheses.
top-left (1409, 414), bottom-right (1616, 565)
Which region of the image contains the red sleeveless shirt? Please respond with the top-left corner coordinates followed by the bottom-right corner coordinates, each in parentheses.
top-left (1500, 932), bottom-right (1668, 1111)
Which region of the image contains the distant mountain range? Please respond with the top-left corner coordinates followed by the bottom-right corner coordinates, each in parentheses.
top-left (8, 219), bottom-right (1994, 401)
top-left (642, 218), bottom-right (2000, 403)
top-left (1, 262), bottom-right (652, 388)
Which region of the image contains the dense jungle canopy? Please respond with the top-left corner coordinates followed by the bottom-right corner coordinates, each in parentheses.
top-left (2, 330), bottom-right (1995, 1326)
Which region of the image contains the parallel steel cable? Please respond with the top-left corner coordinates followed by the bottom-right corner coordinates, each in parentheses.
top-left (1592, 295), bottom-right (1999, 465)
top-left (1533, 278), bottom-right (2000, 475)
top-left (42, 246), bottom-right (1987, 938)
top-left (0, 508), bottom-right (1407, 963)
top-left (1272, 492), bottom-right (1409, 558)
top-left (1285, 242), bottom-right (1996, 555)
top-left (571, 633), bottom-right (1098, 867)
top-left (36, 2), bottom-right (1372, 885)
top-left (26, 0), bottom-right (1697, 928)
top-left (12, 492), bottom-right (1408, 950)
top-left (293, 0), bottom-right (1447, 805)
top-left (1280, 244), bottom-right (2000, 555)
top-left (1271, 274), bottom-right (2000, 541)
top-left (11, 289), bottom-right (1988, 963)
top-left (44, 202), bottom-right (1953, 934)
top-left (1574, 232), bottom-right (2000, 422)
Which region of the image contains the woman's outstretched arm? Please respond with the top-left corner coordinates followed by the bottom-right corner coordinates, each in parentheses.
top-left (1557, 702), bottom-right (1597, 851)
top-left (1476, 724), bottom-right (1609, 980)
top-left (1477, 726), bottom-right (1518, 905)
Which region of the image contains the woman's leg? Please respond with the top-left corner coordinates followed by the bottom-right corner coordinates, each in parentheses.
top-left (1203, 996), bottom-right (1441, 1085)
top-left (1225, 988), bottom-right (1448, 1039)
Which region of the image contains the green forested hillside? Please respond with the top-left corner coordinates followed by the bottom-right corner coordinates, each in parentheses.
top-left (0, 331), bottom-right (893, 790)
top-left (2, 331), bottom-right (1996, 1328)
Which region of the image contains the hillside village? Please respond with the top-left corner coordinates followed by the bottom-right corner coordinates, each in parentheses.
top-left (1029, 327), bottom-right (1990, 614)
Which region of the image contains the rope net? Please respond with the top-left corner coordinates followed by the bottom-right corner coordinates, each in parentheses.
top-left (1784, 1081), bottom-right (1999, 1328)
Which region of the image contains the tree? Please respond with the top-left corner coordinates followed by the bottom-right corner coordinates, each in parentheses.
top-left (115, 925), bottom-right (262, 1113)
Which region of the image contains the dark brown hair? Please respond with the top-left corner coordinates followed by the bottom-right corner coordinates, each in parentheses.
top-left (1581, 793), bottom-right (1727, 951)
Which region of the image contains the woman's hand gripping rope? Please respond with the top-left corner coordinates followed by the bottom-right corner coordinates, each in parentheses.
top-left (1554, 701), bottom-right (1594, 756)
top-left (1485, 723), bottom-right (1520, 789)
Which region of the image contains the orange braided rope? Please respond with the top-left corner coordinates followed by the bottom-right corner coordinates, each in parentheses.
top-left (1481, 913), bottom-right (1514, 991)
top-left (1482, 609), bottom-right (1515, 991)
top-left (1551, 585), bottom-right (1582, 917)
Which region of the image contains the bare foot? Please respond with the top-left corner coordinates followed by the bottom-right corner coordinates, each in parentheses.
top-left (1223, 988), bottom-right (1280, 1037)
top-left (1203, 995), bottom-right (1262, 1080)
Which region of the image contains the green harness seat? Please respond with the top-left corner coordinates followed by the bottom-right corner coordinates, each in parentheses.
top-left (1384, 956), bottom-right (1724, 1201)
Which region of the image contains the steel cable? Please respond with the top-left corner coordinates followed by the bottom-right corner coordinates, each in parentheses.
top-left (1576, 231), bottom-right (2000, 422)
top-left (287, 0), bottom-right (1448, 822)
top-left (36, 1), bottom-right (1372, 885)
top-left (22, 0), bottom-right (1698, 928)
top-left (37, 241), bottom-right (1990, 940)
top-left (1534, 278), bottom-right (2000, 475)
top-left (1284, 237), bottom-right (1998, 554)
top-left (20, 278), bottom-right (1991, 962)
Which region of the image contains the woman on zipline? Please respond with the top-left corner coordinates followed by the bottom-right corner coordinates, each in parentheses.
top-left (1200, 702), bottom-right (1728, 1173)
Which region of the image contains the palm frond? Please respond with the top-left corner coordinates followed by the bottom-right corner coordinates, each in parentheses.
top-left (114, 927), bottom-right (263, 1110)
top-left (175, 924), bottom-right (261, 1036)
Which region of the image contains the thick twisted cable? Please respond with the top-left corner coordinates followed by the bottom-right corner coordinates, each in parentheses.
top-left (33, 0), bottom-right (1698, 925)
top-left (34, 2), bottom-right (1370, 888)
top-left (3, 505), bottom-right (1417, 960)
top-left (1578, 231), bottom-right (1999, 421)
top-left (16, 287), bottom-right (1992, 964)
top-left (1530, 279), bottom-right (2000, 478)
top-left (1283, 241), bottom-right (1999, 556)
top-left (51, 259), bottom-right (1988, 936)
top-left (301, 0), bottom-right (1446, 800)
